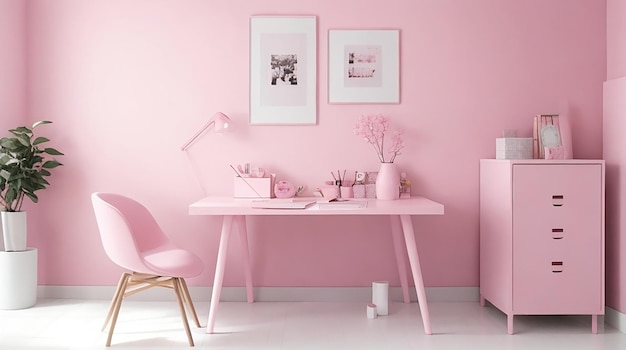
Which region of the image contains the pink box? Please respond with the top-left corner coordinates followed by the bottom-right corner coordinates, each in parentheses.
top-left (233, 177), bottom-right (274, 198)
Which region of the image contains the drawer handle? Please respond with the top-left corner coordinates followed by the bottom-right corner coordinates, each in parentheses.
top-left (552, 261), bottom-right (563, 273)
top-left (552, 195), bottom-right (564, 207)
top-left (552, 228), bottom-right (564, 239)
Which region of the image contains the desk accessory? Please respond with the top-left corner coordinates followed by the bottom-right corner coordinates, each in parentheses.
top-left (353, 171), bottom-right (366, 198)
top-left (251, 198), bottom-right (315, 209)
top-left (231, 165), bottom-right (275, 198)
top-left (340, 186), bottom-right (353, 198)
top-left (400, 172), bottom-right (411, 198)
top-left (353, 184), bottom-right (366, 198)
top-left (274, 180), bottom-right (296, 198)
top-left (317, 201), bottom-right (367, 210)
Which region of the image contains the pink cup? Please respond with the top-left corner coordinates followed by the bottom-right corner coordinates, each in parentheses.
top-left (340, 186), bottom-right (353, 198)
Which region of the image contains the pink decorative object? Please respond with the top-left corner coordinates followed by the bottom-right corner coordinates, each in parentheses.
top-left (274, 180), bottom-right (296, 198)
top-left (340, 186), bottom-right (353, 198)
top-left (376, 162), bottom-right (400, 200)
top-left (558, 112), bottom-right (573, 159)
top-left (544, 146), bottom-right (565, 159)
top-left (353, 114), bottom-right (404, 163)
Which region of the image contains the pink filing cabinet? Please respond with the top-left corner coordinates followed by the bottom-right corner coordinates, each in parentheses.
top-left (479, 159), bottom-right (605, 334)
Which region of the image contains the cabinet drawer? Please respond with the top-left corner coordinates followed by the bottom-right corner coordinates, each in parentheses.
top-left (512, 164), bottom-right (602, 246)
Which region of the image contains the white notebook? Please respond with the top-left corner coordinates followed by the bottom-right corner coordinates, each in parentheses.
top-left (317, 201), bottom-right (367, 210)
top-left (251, 199), bottom-right (316, 209)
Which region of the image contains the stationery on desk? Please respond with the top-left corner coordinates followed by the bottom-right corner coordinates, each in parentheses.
top-left (251, 198), bottom-right (316, 209)
top-left (251, 198), bottom-right (367, 210)
top-left (317, 200), bottom-right (367, 209)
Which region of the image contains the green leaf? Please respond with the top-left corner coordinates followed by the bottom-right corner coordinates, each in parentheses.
top-left (24, 191), bottom-right (38, 203)
top-left (5, 187), bottom-right (16, 204)
top-left (44, 147), bottom-right (64, 156)
top-left (42, 160), bottom-right (63, 168)
top-left (33, 137), bottom-right (50, 145)
top-left (16, 134), bottom-right (30, 147)
top-left (32, 120), bottom-right (52, 128)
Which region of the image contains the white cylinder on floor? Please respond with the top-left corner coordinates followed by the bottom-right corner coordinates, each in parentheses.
top-left (372, 281), bottom-right (389, 316)
top-left (367, 303), bottom-right (377, 319)
top-left (0, 248), bottom-right (37, 309)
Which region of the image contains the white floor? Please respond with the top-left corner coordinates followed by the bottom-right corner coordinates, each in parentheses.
top-left (1, 299), bottom-right (625, 349)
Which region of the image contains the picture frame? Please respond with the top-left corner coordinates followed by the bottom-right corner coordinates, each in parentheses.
top-left (328, 29), bottom-right (400, 104)
top-left (249, 16), bottom-right (317, 125)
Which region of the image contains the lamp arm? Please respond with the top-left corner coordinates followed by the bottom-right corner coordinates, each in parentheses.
top-left (180, 119), bottom-right (216, 151)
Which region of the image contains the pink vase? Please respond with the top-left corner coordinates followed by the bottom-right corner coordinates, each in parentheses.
top-left (376, 163), bottom-right (400, 200)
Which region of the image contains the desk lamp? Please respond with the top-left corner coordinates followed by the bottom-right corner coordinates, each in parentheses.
top-left (180, 112), bottom-right (231, 195)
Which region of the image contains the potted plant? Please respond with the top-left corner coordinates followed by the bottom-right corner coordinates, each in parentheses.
top-left (0, 120), bottom-right (63, 251)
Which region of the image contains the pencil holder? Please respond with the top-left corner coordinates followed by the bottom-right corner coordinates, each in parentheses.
top-left (353, 184), bottom-right (366, 198)
top-left (340, 186), bottom-right (353, 198)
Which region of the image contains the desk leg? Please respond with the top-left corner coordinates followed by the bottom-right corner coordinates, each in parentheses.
top-left (235, 215), bottom-right (254, 303)
top-left (207, 215), bottom-right (233, 334)
top-left (400, 215), bottom-right (432, 335)
top-left (390, 215), bottom-right (410, 304)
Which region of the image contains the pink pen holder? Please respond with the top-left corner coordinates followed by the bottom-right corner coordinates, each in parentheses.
top-left (340, 186), bottom-right (353, 198)
top-left (234, 176), bottom-right (275, 198)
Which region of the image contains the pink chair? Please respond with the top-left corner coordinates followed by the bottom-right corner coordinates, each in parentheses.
top-left (91, 192), bottom-right (204, 347)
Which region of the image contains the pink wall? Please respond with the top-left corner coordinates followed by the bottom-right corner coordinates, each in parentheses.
top-left (607, 0), bottom-right (626, 79)
top-left (605, 0), bottom-right (626, 314)
top-left (604, 77), bottom-right (626, 315)
top-left (17, 0), bottom-right (605, 289)
top-left (0, 0), bottom-right (25, 129)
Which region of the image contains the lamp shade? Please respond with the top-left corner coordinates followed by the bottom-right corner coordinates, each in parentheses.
top-left (213, 113), bottom-right (230, 133)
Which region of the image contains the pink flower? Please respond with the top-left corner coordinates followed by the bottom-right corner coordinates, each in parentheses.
top-left (353, 114), bottom-right (404, 163)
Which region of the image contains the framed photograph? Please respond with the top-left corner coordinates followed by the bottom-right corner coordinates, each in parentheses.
top-left (250, 16), bottom-right (317, 125)
top-left (328, 30), bottom-right (400, 104)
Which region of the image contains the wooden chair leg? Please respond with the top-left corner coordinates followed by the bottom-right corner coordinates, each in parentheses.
top-left (106, 273), bottom-right (131, 347)
top-left (173, 278), bottom-right (194, 346)
top-left (179, 278), bottom-right (201, 328)
top-left (102, 273), bottom-right (130, 331)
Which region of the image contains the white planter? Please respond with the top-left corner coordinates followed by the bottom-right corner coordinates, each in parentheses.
top-left (1, 211), bottom-right (27, 251)
top-left (0, 248), bottom-right (38, 309)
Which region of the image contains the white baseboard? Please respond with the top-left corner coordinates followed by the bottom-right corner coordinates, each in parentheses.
top-left (38, 285), bottom-right (480, 303)
top-left (605, 306), bottom-right (626, 333)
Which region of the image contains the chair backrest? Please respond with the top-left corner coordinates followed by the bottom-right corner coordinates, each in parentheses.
top-left (91, 192), bottom-right (169, 272)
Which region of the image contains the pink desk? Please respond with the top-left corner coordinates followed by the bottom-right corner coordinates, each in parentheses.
top-left (188, 196), bottom-right (444, 334)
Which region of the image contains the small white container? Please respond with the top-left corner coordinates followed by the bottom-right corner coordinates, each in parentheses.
top-left (366, 303), bottom-right (377, 319)
top-left (496, 138), bottom-right (533, 160)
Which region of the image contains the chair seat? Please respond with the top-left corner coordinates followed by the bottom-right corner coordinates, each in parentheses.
top-left (142, 245), bottom-right (203, 278)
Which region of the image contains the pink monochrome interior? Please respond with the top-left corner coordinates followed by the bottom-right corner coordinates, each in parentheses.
top-left (0, 0), bottom-right (625, 318)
